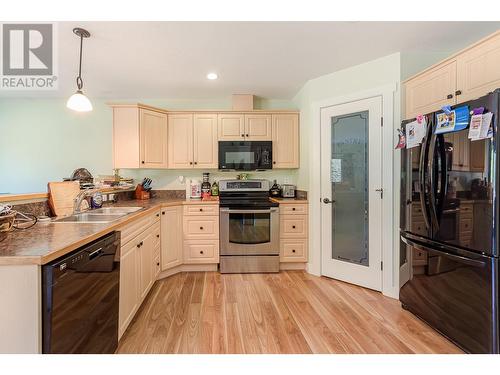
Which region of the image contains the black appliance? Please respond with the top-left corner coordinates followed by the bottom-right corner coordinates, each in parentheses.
top-left (42, 231), bottom-right (120, 353)
top-left (400, 90), bottom-right (499, 353)
top-left (218, 141), bottom-right (272, 170)
top-left (219, 179), bottom-right (280, 273)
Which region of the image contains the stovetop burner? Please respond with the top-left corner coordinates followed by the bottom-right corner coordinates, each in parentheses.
top-left (219, 179), bottom-right (277, 209)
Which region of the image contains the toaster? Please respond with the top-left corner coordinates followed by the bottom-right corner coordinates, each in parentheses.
top-left (281, 184), bottom-right (296, 198)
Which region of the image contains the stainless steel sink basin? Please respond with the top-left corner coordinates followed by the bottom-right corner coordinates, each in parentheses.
top-left (91, 207), bottom-right (143, 215)
top-left (52, 207), bottom-right (143, 223)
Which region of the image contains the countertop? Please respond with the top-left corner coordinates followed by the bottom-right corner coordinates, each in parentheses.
top-left (0, 196), bottom-right (307, 266)
top-left (0, 198), bottom-right (218, 266)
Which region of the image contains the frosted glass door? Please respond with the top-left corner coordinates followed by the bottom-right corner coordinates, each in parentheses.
top-left (320, 96), bottom-right (383, 291)
top-left (331, 111), bottom-right (369, 266)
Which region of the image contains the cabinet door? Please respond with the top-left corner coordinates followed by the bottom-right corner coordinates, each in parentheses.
top-left (244, 114), bottom-right (272, 140)
top-left (470, 139), bottom-right (486, 172)
top-left (140, 109), bottom-right (168, 168)
top-left (457, 33), bottom-right (500, 102)
top-left (161, 206), bottom-right (183, 271)
top-left (272, 114), bottom-right (299, 168)
top-left (119, 239), bottom-right (139, 338)
top-left (139, 231), bottom-right (155, 301)
top-left (168, 114), bottom-right (194, 168)
top-left (217, 114), bottom-right (245, 140)
top-left (405, 60), bottom-right (457, 119)
top-left (113, 107), bottom-right (140, 169)
top-left (193, 114), bottom-right (218, 168)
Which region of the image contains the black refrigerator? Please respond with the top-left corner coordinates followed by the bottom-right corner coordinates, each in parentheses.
top-left (400, 90), bottom-right (499, 354)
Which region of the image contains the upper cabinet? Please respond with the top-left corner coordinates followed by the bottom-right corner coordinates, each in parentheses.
top-left (168, 113), bottom-right (218, 169)
top-left (112, 105), bottom-right (168, 169)
top-left (456, 34), bottom-right (500, 102)
top-left (404, 31), bottom-right (500, 119)
top-left (244, 114), bottom-right (272, 140)
top-left (272, 114), bottom-right (299, 168)
top-left (405, 61), bottom-right (457, 119)
top-left (217, 113), bottom-right (272, 141)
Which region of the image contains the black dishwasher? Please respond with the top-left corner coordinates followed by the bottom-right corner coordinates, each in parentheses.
top-left (42, 231), bottom-right (120, 354)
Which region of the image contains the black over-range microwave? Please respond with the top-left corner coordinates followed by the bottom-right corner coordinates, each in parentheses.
top-left (218, 141), bottom-right (273, 170)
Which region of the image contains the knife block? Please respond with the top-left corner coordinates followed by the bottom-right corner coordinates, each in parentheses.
top-left (135, 185), bottom-right (150, 200)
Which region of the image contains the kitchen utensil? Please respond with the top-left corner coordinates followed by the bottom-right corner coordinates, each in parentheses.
top-left (48, 181), bottom-right (84, 216)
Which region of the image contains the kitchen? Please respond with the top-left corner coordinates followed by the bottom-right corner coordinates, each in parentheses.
top-left (1, 9), bottom-right (500, 373)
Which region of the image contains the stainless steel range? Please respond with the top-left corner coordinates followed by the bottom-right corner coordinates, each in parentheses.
top-left (219, 179), bottom-right (280, 273)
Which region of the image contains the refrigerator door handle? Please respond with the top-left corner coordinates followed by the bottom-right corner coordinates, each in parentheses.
top-left (401, 235), bottom-right (486, 268)
top-left (418, 116), bottom-right (432, 231)
top-left (428, 130), bottom-right (439, 234)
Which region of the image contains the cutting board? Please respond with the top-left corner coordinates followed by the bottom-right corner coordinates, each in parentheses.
top-left (48, 181), bottom-right (84, 216)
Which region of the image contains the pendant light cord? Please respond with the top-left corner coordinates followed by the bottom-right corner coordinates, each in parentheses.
top-left (76, 34), bottom-right (84, 90)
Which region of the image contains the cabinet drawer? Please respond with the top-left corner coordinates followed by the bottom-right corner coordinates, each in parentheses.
top-left (120, 211), bottom-right (160, 246)
top-left (280, 239), bottom-right (307, 262)
top-left (411, 221), bottom-right (427, 236)
top-left (412, 248), bottom-right (428, 265)
top-left (280, 204), bottom-right (308, 215)
top-left (460, 217), bottom-right (473, 233)
top-left (460, 204), bottom-right (473, 217)
top-left (183, 216), bottom-right (219, 239)
top-left (183, 240), bottom-right (219, 263)
top-left (280, 215), bottom-right (308, 238)
top-left (183, 204), bottom-right (219, 216)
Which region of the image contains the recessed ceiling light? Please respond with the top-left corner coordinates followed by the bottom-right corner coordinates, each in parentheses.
top-left (207, 73), bottom-right (218, 80)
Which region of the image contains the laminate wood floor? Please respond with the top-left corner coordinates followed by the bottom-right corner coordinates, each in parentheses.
top-left (116, 271), bottom-right (462, 354)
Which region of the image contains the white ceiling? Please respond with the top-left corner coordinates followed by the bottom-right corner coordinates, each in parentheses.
top-left (2, 21), bottom-right (500, 100)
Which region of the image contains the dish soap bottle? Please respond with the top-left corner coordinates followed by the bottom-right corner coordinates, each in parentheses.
top-left (210, 180), bottom-right (219, 196)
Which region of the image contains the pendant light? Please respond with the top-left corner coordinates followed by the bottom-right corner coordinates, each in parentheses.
top-left (67, 28), bottom-right (92, 112)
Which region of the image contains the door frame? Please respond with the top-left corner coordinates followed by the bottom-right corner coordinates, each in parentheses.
top-left (309, 83), bottom-right (399, 299)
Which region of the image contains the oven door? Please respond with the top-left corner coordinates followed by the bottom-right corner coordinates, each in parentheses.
top-left (218, 141), bottom-right (272, 170)
top-left (220, 207), bottom-right (279, 255)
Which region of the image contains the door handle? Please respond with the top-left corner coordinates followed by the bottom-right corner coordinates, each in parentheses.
top-left (375, 188), bottom-right (383, 198)
top-left (322, 198), bottom-right (335, 204)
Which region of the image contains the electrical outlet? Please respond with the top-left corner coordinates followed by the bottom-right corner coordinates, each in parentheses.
top-left (102, 194), bottom-right (108, 202)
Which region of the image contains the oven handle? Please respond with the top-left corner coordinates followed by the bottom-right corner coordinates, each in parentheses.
top-left (220, 208), bottom-right (278, 214)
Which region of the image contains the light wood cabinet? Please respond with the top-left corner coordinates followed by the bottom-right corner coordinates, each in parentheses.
top-left (445, 132), bottom-right (474, 172)
top-left (168, 113), bottom-right (218, 168)
top-left (244, 114), bottom-right (272, 140)
top-left (161, 206), bottom-right (183, 271)
top-left (183, 206), bottom-right (219, 264)
top-left (272, 114), bottom-right (299, 168)
top-left (112, 105), bottom-right (168, 169)
top-left (118, 211), bottom-right (160, 339)
top-left (470, 139), bottom-right (486, 172)
top-left (193, 114), bottom-right (218, 168)
top-left (279, 203), bottom-right (308, 263)
top-left (457, 33), bottom-right (500, 102)
top-left (405, 60), bottom-right (457, 119)
top-left (168, 114), bottom-right (194, 168)
top-left (218, 113), bottom-right (245, 140)
top-left (138, 230), bottom-right (155, 301)
top-left (404, 31), bottom-right (500, 119)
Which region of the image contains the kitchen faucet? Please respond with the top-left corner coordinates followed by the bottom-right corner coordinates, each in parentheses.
top-left (73, 189), bottom-right (97, 214)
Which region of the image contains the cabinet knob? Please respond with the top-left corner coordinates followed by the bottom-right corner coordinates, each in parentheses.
top-left (157, 262), bottom-right (160, 266)
top-left (447, 94), bottom-right (453, 99)
top-left (200, 250), bottom-right (204, 254)
top-left (292, 225), bottom-right (296, 229)
top-left (199, 208), bottom-right (203, 212)
top-left (292, 207), bottom-right (296, 211)
top-left (455, 90), bottom-right (462, 96)
top-left (241, 134), bottom-right (245, 137)
top-left (246, 134), bottom-right (249, 137)
top-left (189, 161), bottom-right (193, 165)
top-left (273, 161), bottom-right (276, 164)
top-left (200, 226), bottom-right (204, 230)
top-left (292, 249), bottom-right (296, 253)
top-left (156, 213), bottom-right (159, 217)
top-left (156, 234), bottom-right (160, 238)
top-left (162, 211), bottom-right (165, 215)
top-left (141, 161), bottom-right (145, 164)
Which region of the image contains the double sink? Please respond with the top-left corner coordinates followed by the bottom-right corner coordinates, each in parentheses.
top-left (53, 207), bottom-right (143, 223)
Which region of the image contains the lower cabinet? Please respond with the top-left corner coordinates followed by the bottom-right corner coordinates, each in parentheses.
top-left (118, 211), bottom-right (160, 339)
top-left (183, 204), bottom-right (219, 264)
top-left (279, 203), bottom-right (309, 263)
top-left (161, 206), bottom-right (183, 271)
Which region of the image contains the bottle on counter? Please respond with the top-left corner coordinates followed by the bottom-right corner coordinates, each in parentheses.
top-left (210, 180), bottom-right (219, 196)
top-left (190, 179), bottom-right (201, 199)
top-left (201, 173), bottom-right (211, 200)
